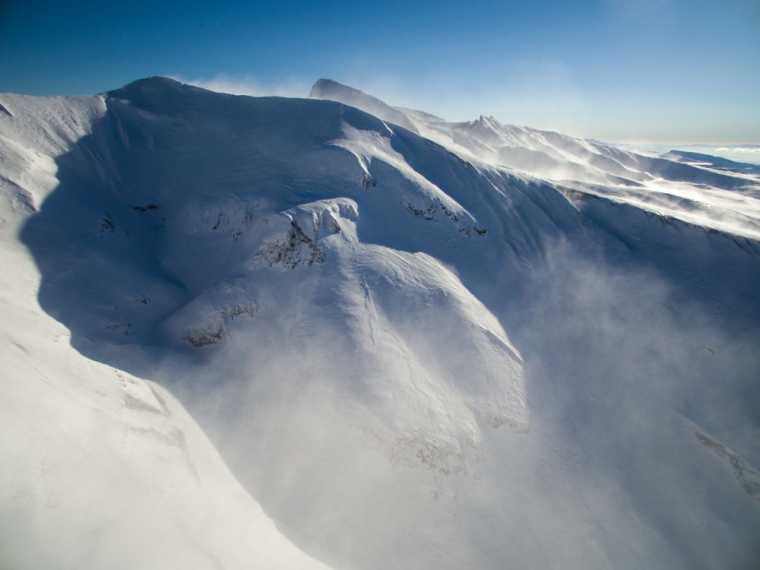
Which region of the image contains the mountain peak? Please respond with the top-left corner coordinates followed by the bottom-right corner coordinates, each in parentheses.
top-left (309, 78), bottom-right (347, 97)
top-left (112, 75), bottom-right (185, 93)
top-left (309, 78), bottom-right (419, 133)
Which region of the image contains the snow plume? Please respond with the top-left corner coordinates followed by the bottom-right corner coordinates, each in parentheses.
top-left (155, 240), bottom-right (529, 569)
top-left (156, 236), bottom-right (760, 570)
top-left (505, 240), bottom-right (760, 569)
top-left (176, 74), bottom-right (310, 98)
top-left (159, 318), bottom-right (479, 570)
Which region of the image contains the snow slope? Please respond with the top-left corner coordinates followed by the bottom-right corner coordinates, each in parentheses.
top-left (0, 92), bottom-right (331, 570)
top-left (2, 77), bottom-right (759, 569)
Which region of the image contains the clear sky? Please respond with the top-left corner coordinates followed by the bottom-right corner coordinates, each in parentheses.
top-left (2, 0), bottom-right (759, 143)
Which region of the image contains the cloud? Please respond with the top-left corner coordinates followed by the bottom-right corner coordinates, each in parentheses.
top-left (715, 146), bottom-right (760, 153)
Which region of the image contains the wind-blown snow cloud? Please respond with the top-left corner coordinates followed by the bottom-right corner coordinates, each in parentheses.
top-left (174, 66), bottom-right (595, 137)
top-left (176, 74), bottom-right (310, 98)
top-left (162, 235), bottom-right (760, 570)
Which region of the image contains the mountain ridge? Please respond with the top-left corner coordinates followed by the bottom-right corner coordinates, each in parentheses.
top-left (1, 76), bottom-right (760, 570)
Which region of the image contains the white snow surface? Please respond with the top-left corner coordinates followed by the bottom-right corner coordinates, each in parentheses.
top-left (1, 77), bottom-right (759, 569)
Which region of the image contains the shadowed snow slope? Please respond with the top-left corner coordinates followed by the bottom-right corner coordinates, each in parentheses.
top-left (1, 77), bottom-right (760, 569)
top-left (0, 90), bottom-right (331, 570)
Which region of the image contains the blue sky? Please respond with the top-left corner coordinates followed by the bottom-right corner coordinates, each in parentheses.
top-left (2, 0), bottom-right (759, 143)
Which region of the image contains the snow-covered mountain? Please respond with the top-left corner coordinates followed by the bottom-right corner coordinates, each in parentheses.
top-left (312, 79), bottom-right (760, 240)
top-left (1, 77), bottom-right (759, 569)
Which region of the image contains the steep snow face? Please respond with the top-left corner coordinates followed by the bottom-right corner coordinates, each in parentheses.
top-left (3, 77), bottom-right (760, 570)
top-left (0, 97), bottom-right (333, 570)
top-left (312, 79), bottom-right (760, 240)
